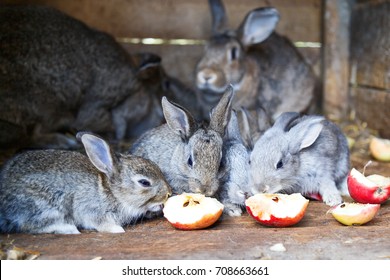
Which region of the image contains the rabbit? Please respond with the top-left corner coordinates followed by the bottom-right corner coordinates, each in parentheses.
top-left (0, 132), bottom-right (172, 234)
top-left (218, 107), bottom-right (271, 216)
top-left (218, 110), bottom-right (251, 216)
top-left (113, 52), bottom-right (202, 140)
top-left (0, 5), bottom-right (195, 150)
top-left (130, 86), bottom-right (234, 197)
top-left (196, 0), bottom-right (318, 120)
top-left (249, 112), bottom-right (350, 206)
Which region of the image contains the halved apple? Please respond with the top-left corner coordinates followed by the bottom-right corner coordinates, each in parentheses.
top-left (245, 193), bottom-right (309, 227)
top-left (328, 202), bottom-right (380, 226)
top-left (347, 168), bottom-right (390, 204)
top-left (163, 193), bottom-right (224, 230)
top-left (369, 137), bottom-right (390, 162)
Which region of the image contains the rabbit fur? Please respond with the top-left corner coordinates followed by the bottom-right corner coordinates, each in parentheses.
top-left (249, 112), bottom-right (350, 206)
top-left (196, 0), bottom-right (318, 120)
top-left (0, 132), bottom-right (171, 234)
top-left (0, 5), bottom-right (195, 150)
top-left (218, 107), bottom-right (271, 216)
top-left (131, 86), bottom-right (234, 197)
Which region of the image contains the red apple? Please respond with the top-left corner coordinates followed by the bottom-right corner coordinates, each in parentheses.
top-left (328, 202), bottom-right (380, 226)
top-left (347, 168), bottom-right (390, 204)
top-left (245, 193), bottom-right (309, 227)
top-left (163, 193), bottom-right (224, 230)
top-left (369, 137), bottom-right (390, 162)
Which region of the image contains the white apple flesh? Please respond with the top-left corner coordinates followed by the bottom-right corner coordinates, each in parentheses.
top-left (163, 193), bottom-right (224, 230)
top-left (328, 202), bottom-right (380, 226)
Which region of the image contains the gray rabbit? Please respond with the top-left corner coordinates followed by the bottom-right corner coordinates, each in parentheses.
top-left (131, 86), bottom-right (234, 197)
top-left (218, 107), bottom-right (271, 216)
top-left (0, 6), bottom-right (195, 150)
top-left (196, 0), bottom-right (318, 120)
top-left (218, 110), bottom-right (252, 216)
top-left (0, 132), bottom-right (171, 234)
top-left (249, 112), bottom-right (350, 206)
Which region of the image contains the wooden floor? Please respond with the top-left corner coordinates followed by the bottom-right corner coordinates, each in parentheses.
top-left (0, 198), bottom-right (389, 260)
top-left (1, 147), bottom-right (390, 260)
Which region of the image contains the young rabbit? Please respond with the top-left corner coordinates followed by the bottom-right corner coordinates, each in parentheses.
top-left (0, 132), bottom-right (171, 234)
top-left (249, 112), bottom-right (350, 206)
top-left (218, 110), bottom-right (252, 216)
top-left (131, 86), bottom-right (234, 197)
top-left (218, 107), bottom-right (271, 216)
top-left (196, 0), bottom-right (317, 120)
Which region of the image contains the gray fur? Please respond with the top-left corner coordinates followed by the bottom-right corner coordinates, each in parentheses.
top-left (0, 6), bottom-right (195, 149)
top-left (0, 133), bottom-right (171, 234)
top-left (218, 111), bottom-right (251, 216)
top-left (250, 113), bottom-right (350, 206)
top-left (131, 86), bottom-right (234, 197)
top-left (196, 0), bottom-right (318, 120)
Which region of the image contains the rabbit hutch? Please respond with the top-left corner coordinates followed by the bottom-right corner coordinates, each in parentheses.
top-left (0, 0), bottom-right (389, 260)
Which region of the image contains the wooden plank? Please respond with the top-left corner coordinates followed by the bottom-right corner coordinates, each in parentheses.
top-left (350, 1), bottom-right (390, 90)
top-left (322, 0), bottom-right (352, 119)
top-left (1, 199), bottom-right (389, 260)
top-left (4, 0), bottom-right (321, 42)
top-left (351, 87), bottom-right (390, 138)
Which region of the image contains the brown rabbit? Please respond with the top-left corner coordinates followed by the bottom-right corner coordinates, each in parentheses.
top-left (0, 6), bottom-right (196, 150)
top-left (196, 0), bottom-right (318, 120)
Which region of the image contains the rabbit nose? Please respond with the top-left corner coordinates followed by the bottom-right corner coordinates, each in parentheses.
top-left (197, 70), bottom-right (217, 84)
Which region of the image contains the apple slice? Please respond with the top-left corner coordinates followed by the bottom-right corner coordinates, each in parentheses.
top-left (163, 193), bottom-right (224, 230)
top-left (347, 168), bottom-right (390, 204)
top-left (369, 137), bottom-right (390, 162)
top-left (328, 202), bottom-right (380, 226)
top-left (245, 193), bottom-right (309, 227)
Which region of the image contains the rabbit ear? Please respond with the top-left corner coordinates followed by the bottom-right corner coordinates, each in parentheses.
top-left (78, 132), bottom-right (115, 177)
top-left (289, 118), bottom-right (324, 152)
top-left (209, 85), bottom-right (235, 136)
top-left (236, 108), bottom-right (253, 149)
top-left (238, 7), bottom-right (280, 47)
top-left (273, 112), bottom-right (301, 132)
top-left (209, 0), bottom-right (228, 35)
top-left (162, 96), bottom-right (197, 140)
top-left (226, 110), bottom-right (242, 142)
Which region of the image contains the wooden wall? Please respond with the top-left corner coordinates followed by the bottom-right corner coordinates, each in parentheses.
top-left (3, 0), bottom-right (322, 86)
top-left (350, 0), bottom-right (390, 138)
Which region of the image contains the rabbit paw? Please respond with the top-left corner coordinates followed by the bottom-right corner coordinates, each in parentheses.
top-left (322, 192), bottom-right (343, 207)
top-left (224, 203), bottom-right (243, 217)
top-left (41, 223), bottom-right (80, 234)
top-left (97, 223), bottom-right (125, 233)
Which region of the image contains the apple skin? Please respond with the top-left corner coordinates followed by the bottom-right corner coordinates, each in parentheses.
top-left (369, 137), bottom-right (390, 162)
top-left (168, 210), bottom-right (223, 230)
top-left (329, 202), bottom-right (380, 226)
top-left (245, 193), bottom-right (309, 227)
top-left (347, 168), bottom-right (390, 204)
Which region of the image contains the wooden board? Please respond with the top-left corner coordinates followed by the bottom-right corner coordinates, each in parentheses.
top-left (350, 1), bottom-right (390, 90)
top-left (1, 199), bottom-right (389, 260)
top-left (4, 0), bottom-right (322, 42)
top-left (351, 87), bottom-right (390, 138)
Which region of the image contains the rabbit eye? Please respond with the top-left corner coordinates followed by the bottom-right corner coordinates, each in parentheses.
top-left (276, 160), bottom-right (283, 169)
top-left (187, 156), bottom-right (193, 168)
top-left (138, 179), bottom-right (151, 187)
top-left (230, 47), bottom-right (238, 61)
